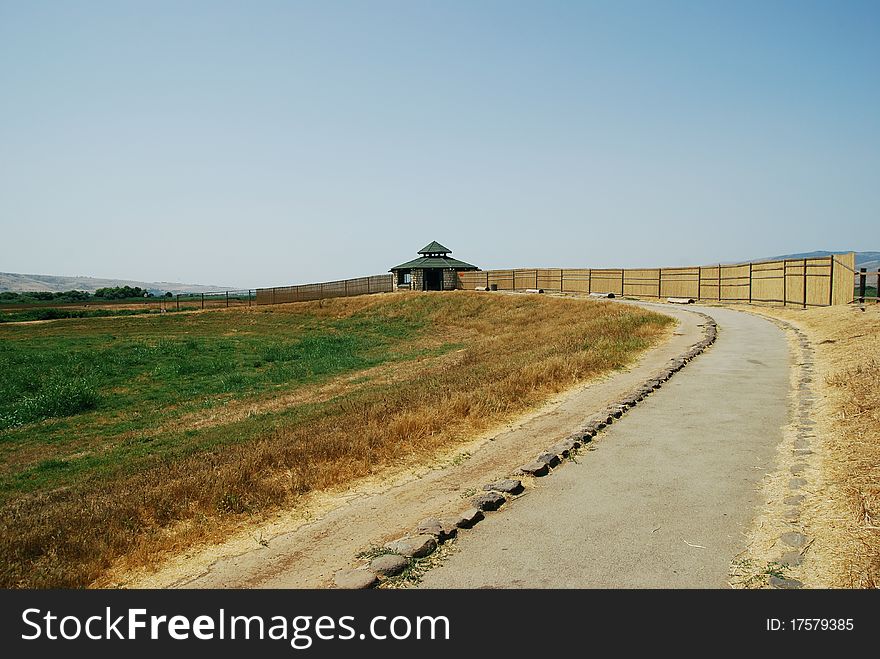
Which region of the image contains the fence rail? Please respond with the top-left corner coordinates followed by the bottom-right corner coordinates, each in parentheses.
top-left (255, 275), bottom-right (393, 305)
top-left (174, 290), bottom-right (255, 310)
top-left (460, 253), bottom-right (856, 308)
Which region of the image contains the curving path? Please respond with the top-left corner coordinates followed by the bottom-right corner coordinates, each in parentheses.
top-left (420, 305), bottom-right (789, 588)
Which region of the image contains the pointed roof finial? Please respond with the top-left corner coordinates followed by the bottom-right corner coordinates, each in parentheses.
top-left (418, 240), bottom-right (451, 255)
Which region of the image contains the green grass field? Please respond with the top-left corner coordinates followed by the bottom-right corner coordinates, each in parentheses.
top-left (0, 301), bottom-right (440, 498)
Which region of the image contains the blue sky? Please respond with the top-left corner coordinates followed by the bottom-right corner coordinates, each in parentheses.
top-left (1, 1), bottom-right (877, 288)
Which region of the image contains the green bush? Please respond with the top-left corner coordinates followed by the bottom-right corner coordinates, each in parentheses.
top-left (0, 378), bottom-right (99, 428)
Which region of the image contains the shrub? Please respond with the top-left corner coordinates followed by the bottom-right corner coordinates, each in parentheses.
top-left (0, 378), bottom-right (99, 428)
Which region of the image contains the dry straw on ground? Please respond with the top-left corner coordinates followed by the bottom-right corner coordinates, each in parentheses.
top-left (738, 303), bottom-right (880, 588)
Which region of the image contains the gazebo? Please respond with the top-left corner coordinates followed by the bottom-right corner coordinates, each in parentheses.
top-left (390, 241), bottom-right (479, 291)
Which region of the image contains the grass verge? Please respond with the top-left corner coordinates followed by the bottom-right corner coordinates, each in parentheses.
top-left (738, 303), bottom-right (880, 588)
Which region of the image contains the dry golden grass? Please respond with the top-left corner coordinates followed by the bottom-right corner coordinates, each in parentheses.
top-left (743, 303), bottom-right (880, 587)
top-left (1, 292), bottom-right (671, 588)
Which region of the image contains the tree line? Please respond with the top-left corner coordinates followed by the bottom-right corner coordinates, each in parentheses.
top-left (0, 286), bottom-right (175, 303)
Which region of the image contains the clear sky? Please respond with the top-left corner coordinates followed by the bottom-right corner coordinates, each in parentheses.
top-left (1, 1), bottom-right (877, 288)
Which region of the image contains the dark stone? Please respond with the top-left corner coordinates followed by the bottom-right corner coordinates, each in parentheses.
top-left (417, 517), bottom-right (458, 541)
top-left (518, 461), bottom-right (549, 477)
top-left (455, 508), bottom-right (484, 528)
top-left (536, 452), bottom-right (560, 468)
top-left (334, 568), bottom-right (379, 589)
top-left (783, 495), bottom-right (805, 506)
top-left (370, 554), bottom-right (408, 577)
top-left (547, 444), bottom-right (570, 459)
top-left (778, 551), bottom-right (803, 567)
top-left (781, 531), bottom-right (808, 548)
top-left (384, 535), bottom-right (437, 558)
top-left (471, 492), bottom-right (505, 511)
top-left (783, 509), bottom-right (800, 522)
top-left (790, 463), bottom-right (808, 475)
top-left (552, 437), bottom-right (580, 454)
top-left (578, 429), bottom-right (595, 443)
top-left (769, 575), bottom-right (803, 589)
top-left (483, 479), bottom-right (524, 495)
top-left (789, 478), bottom-right (807, 490)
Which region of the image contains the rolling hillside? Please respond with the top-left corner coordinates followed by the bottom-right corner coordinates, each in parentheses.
top-left (0, 272), bottom-right (237, 295)
top-left (762, 251), bottom-right (879, 270)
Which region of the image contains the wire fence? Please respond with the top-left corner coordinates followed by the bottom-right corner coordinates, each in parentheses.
top-left (172, 290), bottom-right (256, 310)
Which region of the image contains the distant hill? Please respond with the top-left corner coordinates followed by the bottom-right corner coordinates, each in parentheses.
top-left (760, 251), bottom-right (879, 270)
top-left (0, 272), bottom-right (239, 295)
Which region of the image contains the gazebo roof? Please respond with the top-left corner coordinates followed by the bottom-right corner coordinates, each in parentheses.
top-left (390, 241), bottom-right (479, 272)
top-left (390, 255), bottom-right (479, 271)
top-left (418, 240), bottom-right (451, 255)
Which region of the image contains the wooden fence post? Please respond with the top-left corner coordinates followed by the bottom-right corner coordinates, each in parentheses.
top-left (657, 268), bottom-right (662, 299)
top-left (717, 265), bottom-right (721, 301)
top-left (828, 257), bottom-right (834, 307)
top-left (802, 259), bottom-right (808, 309)
top-left (783, 262), bottom-right (787, 306)
top-left (201, 293), bottom-right (204, 310)
top-left (859, 268), bottom-right (867, 304)
top-left (748, 262), bottom-right (753, 304)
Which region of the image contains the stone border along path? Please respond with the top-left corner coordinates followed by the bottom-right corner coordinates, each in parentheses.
top-left (332, 310), bottom-right (719, 588)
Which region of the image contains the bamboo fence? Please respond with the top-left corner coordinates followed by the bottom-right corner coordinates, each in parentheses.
top-left (255, 275), bottom-right (393, 305)
top-left (460, 253), bottom-right (856, 307)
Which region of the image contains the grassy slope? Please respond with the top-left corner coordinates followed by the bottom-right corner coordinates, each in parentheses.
top-left (0, 292), bottom-right (672, 588)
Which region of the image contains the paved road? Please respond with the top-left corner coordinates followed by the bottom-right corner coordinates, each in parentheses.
top-left (421, 305), bottom-right (789, 588)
